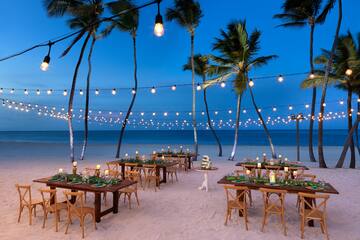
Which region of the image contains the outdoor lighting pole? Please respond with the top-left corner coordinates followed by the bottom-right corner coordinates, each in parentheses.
top-left (291, 113), bottom-right (304, 162)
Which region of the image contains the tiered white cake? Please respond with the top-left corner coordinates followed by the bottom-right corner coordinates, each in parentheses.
top-left (201, 155), bottom-right (212, 169)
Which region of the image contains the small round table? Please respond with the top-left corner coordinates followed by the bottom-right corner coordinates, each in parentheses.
top-left (195, 167), bottom-right (218, 192)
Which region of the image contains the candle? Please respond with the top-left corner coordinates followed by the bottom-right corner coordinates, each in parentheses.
top-left (125, 153), bottom-right (129, 157)
top-left (153, 150), bottom-right (156, 154)
top-left (269, 171), bottom-right (276, 184)
top-left (284, 157), bottom-right (288, 162)
top-left (257, 163), bottom-right (261, 168)
top-left (96, 164), bottom-right (101, 170)
top-left (135, 150), bottom-right (139, 155)
top-left (72, 161), bottom-right (77, 167)
top-left (262, 153), bottom-right (266, 157)
top-left (161, 148), bottom-right (164, 152)
top-left (270, 161), bottom-right (274, 166)
top-left (293, 170), bottom-right (298, 178)
top-left (246, 169), bottom-right (251, 175)
top-left (104, 170), bottom-right (109, 176)
top-left (284, 167), bottom-right (289, 172)
top-left (167, 146), bottom-right (170, 149)
top-left (180, 145), bottom-right (183, 149)
top-left (161, 156), bottom-right (165, 160)
top-left (256, 156), bottom-right (260, 161)
top-left (186, 148), bottom-right (190, 152)
top-left (278, 154), bottom-right (282, 159)
top-left (58, 168), bottom-right (63, 174)
top-left (142, 155), bottom-right (146, 160)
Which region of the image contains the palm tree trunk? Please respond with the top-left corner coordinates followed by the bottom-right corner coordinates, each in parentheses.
top-left (318, 0), bottom-right (342, 168)
top-left (308, 23), bottom-right (316, 162)
top-left (190, 33), bottom-right (198, 161)
top-left (247, 79), bottom-right (276, 158)
top-left (356, 99), bottom-right (360, 156)
top-left (202, 75), bottom-right (222, 156)
top-left (67, 32), bottom-right (91, 162)
top-left (337, 118), bottom-right (359, 168)
top-left (229, 94), bottom-right (242, 161)
top-left (80, 36), bottom-right (96, 161)
top-left (115, 35), bottom-right (138, 159)
top-left (347, 88), bottom-right (356, 168)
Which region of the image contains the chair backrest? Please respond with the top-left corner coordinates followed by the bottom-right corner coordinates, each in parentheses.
top-left (125, 163), bottom-right (139, 171)
top-left (142, 164), bottom-right (157, 177)
top-left (15, 184), bottom-right (32, 207)
top-left (108, 170), bottom-right (120, 179)
top-left (63, 191), bottom-right (85, 217)
top-left (223, 185), bottom-right (248, 207)
top-left (85, 168), bottom-right (96, 176)
top-left (106, 162), bottom-right (119, 171)
top-left (259, 188), bottom-right (287, 213)
top-left (39, 188), bottom-right (57, 211)
top-left (298, 192), bottom-right (329, 218)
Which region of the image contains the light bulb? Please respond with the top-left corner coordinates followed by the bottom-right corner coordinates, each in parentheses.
top-left (63, 90), bottom-right (68, 96)
top-left (277, 75), bottom-right (284, 82)
top-left (220, 82), bottom-right (226, 88)
top-left (36, 89), bottom-right (40, 95)
top-left (248, 79), bottom-right (254, 87)
top-left (79, 89), bottom-right (83, 95)
top-left (309, 73), bottom-right (315, 79)
top-left (171, 85), bottom-right (176, 91)
top-left (24, 89), bottom-right (29, 95)
top-left (111, 89), bottom-right (117, 95)
top-left (154, 22), bottom-right (164, 37)
top-left (345, 69), bottom-right (353, 76)
top-left (151, 87), bottom-right (156, 94)
top-left (40, 55), bottom-right (50, 71)
top-left (131, 88), bottom-right (136, 95)
top-left (196, 84), bottom-right (202, 91)
top-left (47, 89), bottom-right (52, 95)
top-left (95, 89), bottom-right (99, 95)
top-left (10, 89), bottom-right (15, 94)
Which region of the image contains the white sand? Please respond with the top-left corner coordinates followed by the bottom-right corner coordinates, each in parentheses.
top-left (0, 143), bottom-right (359, 240)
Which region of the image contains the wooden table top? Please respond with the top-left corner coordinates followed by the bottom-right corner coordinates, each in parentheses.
top-left (109, 160), bottom-right (178, 168)
top-left (33, 177), bottom-right (136, 193)
top-left (217, 176), bottom-right (339, 195)
top-left (236, 161), bottom-right (309, 170)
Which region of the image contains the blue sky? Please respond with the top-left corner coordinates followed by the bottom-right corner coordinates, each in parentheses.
top-left (0, 0), bottom-right (359, 131)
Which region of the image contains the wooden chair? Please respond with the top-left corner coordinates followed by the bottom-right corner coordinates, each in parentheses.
top-left (167, 162), bottom-right (179, 183)
top-left (234, 170), bottom-right (253, 206)
top-left (39, 188), bottom-right (67, 232)
top-left (296, 174), bottom-right (317, 210)
top-left (223, 185), bottom-right (249, 230)
top-left (143, 164), bottom-right (160, 191)
top-left (259, 188), bottom-right (287, 236)
top-left (177, 156), bottom-right (188, 171)
top-left (103, 170), bottom-right (121, 205)
top-left (264, 165), bottom-right (281, 177)
top-left (63, 191), bottom-right (96, 239)
top-left (125, 163), bottom-right (143, 186)
top-left (106, 162), bottom-right (120, 175)
top-left (15, 184), bottom-right (44, 225)
top-left (119, 171), bottom-right (140, 209)
top-left (298, 192), bottom-right (330, 240)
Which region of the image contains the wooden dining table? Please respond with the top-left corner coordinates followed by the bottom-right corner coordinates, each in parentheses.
top-left (217, 176), bottom-right (339, 226)
top-left (33, 177), bottom-right (136, 223)
top-left (109, 160), bottom-right (178, 186)
top-left (236, 161), bottom-right (309, 170)
top-left (153, 153), bottom-right (195, 170)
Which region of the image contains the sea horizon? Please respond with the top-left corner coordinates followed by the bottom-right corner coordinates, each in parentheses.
top-left (0, 129), bottom-right (351, 146)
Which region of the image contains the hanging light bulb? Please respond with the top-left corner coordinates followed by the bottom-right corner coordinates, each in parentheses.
top-left (0, 88), bottom-right (3, 94)
top-left (111, 88), bottom-right (117, 95)
top-left (220, 82), bottom-right (226, 88)
top-left (171, 85), bottom-right (177, 91)
top-left (95, 89), bottom-right (99, 95)
top-left (309, 72), bottom-right (315, 79)
top-left (36, 89), bottom-right (40, 95)
top-left (154, 0), bottom-right (164, 37)
top-left (277, 75), bottom-right (284, 82)
top-left (10, 88), bottom-right (15, 94)
top-left (196, 83), bottom-right (202, 91)
top-left (40, 42), bottom-right (52, 71)
top-left (131, 88), bottom-right (136, 95)
top-left (248, 79), bottom-right (254, 87)
top-left (151, 87), bottom-right (156, 94)
top-left (288, 105), bottom-right (293, 110)
top-left (47, 89), bottom-right (52, 95)
top-left (63, 90), bottom-right (68, 96)
top-left (79, 89), bottom-right (84, 95)
top-left (345, 69), bottom-right (353, 76)
top-left (24, 89), bottom-right (29, 95)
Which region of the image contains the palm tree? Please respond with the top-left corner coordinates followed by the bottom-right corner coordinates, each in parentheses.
top-left (274, 0), bottom-right (336, 163)
top-left (106, 0), bottom-right (139, 159)
top-left (204, 20), bottom-right (278, 160)
top-left (43, 0), bottom-right (104, 162)
top-left (318, 0), bottom-right (342, 168)
top-left (166, 0), bottom-right (203, 161)
top-left (183, 54), bottom-right (223, 156)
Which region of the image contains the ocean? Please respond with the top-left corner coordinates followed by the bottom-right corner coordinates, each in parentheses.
top-left (0, 130), bottom-right (352, 146)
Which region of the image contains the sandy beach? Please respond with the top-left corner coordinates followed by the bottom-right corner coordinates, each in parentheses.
top-left (0, 143), bottom-right (359, 240)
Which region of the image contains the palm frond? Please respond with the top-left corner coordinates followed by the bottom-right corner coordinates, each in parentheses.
top-left (166, 0), bottom-right (203, 32)
top-left (316, 0), bottom-right (336, 24)
top-left (61, 30), bottom-right (86, 57)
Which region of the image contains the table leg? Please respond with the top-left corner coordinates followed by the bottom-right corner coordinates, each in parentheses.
top-left (113, 191), bottom-right (119, 214)
top-left (121, 165), bottom-right (125, 180)
top-left (198, 172), bottom-right (209, 192)
top-left (70, 189), bottom-right (77, 204)
top-left (162, 167), bottom-right (167, 184)
top-left (50, 186), bottom-right (56, 204)
top-left (156, 167), bottom-right (161, 186)
top-left (304, 197), bottom-right (314, 227)
top-left (188, 157), bottom-right (192, 170)
top-left (94, 192), bottom-right (101, 223)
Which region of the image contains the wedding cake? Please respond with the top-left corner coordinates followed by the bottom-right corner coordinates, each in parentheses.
top-left (201, 155), bottom-right (212, 169)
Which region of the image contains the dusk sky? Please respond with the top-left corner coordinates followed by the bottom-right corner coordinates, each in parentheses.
top-left (0, 0), bottom-right (359, 131)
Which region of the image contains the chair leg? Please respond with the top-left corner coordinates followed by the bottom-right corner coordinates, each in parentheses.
top-left (175, 171), bottom-right (178, 181)
top-left (281, 213), bottom-right (287, 236)
top-left (244, 209), bottom-right (249, 231)
top-left (224, 208), bottom-right (229, 225)
top-left (18, 206), bottom-right (23, 223)
top-left (28, 206), bottom-right (32, 225)
top-left (42, 210), bottom-right (47, 228)
top-left (135, 192), bottom-right (140, 206)
top-left (261, 212), bottom-right (267, 232)
top-left (127, 194), bottom-right (132, 209)
top-left (81, 216), bottom-right (85, 239)
top-left (300, 217), bottom-right (305, 239)
top-left (322, 220), bottom-right (329, 240)
top-left (93, 214), bottom-right (97, 230)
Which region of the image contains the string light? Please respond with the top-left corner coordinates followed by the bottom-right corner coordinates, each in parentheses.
top-left (10, 89), bottom-right (15, 94)
top-left (345, 69), bottom-right (353, 76)
top-left (220, 82), bottom-right (226, 88)
top-left (36, 89), bottom-right (40, 95)
top-left (40, 42), bottom-right (52, 72)
top-left (79, 89), bottom-right (84, 95)
top-left (309, 73), bottom-right (315, 79)
top-left (111, 88), bottom-right (117, 95)
top-left (24, 89), bottom-right (29, 95)
top-left (154, 0), bottom-right (164, 37)
top-left (47, 89), bottom-right (52, 95)
top-left (131, 88), bottom-right (136, 94)
top-left (288, 105), bottom-right (293, 110)
top-left (0, 88), bottom-right (3, 94)
top-left (63, 90), bottom-right (68, 96)
top-left (171, 85), bottom-right (177, 91)
top-left (196, 84), bottom-right (202, 91)
top-left (95, 89), bottom-right (99, 95)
